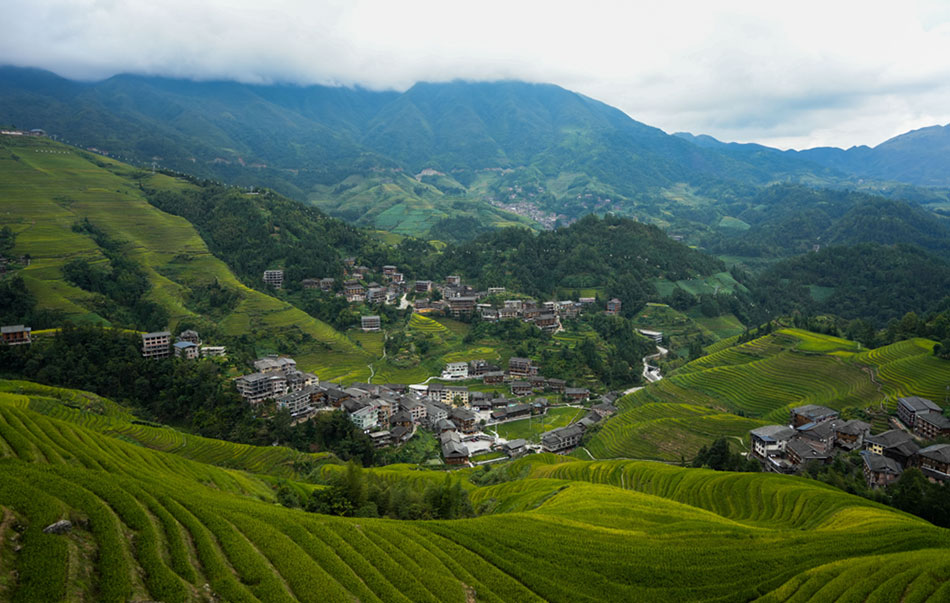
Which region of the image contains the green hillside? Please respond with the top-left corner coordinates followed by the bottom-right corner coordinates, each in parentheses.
top-left (755, 243), bottom-right (950, 324)
top-left (309, 171), bottom-right (536, 237)
top-left (0, 134), bottom-right (371, 381)
top-left (588, 328), bottom-right (950, 460)
top-left (1, 386), bottom-right (949, 602)
top-left (0, 67), bottom-right (850, 237)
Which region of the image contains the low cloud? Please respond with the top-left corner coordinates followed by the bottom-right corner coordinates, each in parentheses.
top-left (4, 0), bottom-right (950, 149)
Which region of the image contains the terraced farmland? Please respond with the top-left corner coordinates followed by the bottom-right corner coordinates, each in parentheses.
top-left (0, 135), bottom-right (371, 381)
top-left (1, 391), bottom-right (949, 602)
top-left (1, 381), bottom-right (331, 479)
top-left (590, 329), bottom-right (950, 460)
top-left (856, 338), bottom-right (950, 403)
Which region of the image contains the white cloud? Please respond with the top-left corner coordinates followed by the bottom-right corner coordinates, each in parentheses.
top-left (3, 0), bottom-right (950, 149)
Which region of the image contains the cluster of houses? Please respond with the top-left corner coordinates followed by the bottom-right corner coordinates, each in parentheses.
top-left (749, 397), bottom-right (950, 488)
top-left (141, 330), bottom-right (226, 360)
top-left (436, 357), bottom-right (591, 402)
top-left (229, 347), bottom-right (605, 464)
top-left (293, 260), bottom-right (623, 331)
top-left (301, 260), bottom-right (407, 306)
top-left (540, 398), bottom-right (619, 453)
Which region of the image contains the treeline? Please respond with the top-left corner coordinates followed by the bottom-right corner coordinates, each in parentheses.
top-left (62, 219), bottom-right (168, 331)
top-left (0, 324), bottom-right (374, 463)
top-left (691, 438), bottom-right (761, 472)
top-left (0, 275), bottom-right (63, 329)
top-left (433, 214), bottom-right (724, 307)
top-left (286, 462), bottom-right (474, 520)
top-left (143, 184), bottom-right (364, 289)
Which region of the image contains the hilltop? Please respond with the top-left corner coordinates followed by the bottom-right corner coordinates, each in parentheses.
top-left (1, 383), bottom-right (948, 602)
top-left (0, 133), bottom-right (755, 386)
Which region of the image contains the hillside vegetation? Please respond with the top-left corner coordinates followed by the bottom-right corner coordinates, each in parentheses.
top-left (0, 134), bottom-right (371, 381)
top-left (0, 67), bottom-right (848, 238)
top-left (1, 386), bottom-right (948, 602)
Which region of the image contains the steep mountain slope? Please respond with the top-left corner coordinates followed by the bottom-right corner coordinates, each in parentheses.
top-left (700, 184), bottom-right (950, 259)
top-left (2, 386), bottom-right (949, 602)
top-left (755, 244), bottom-right (950, 324)
top-left (0, 133), bottom-right (371, 380)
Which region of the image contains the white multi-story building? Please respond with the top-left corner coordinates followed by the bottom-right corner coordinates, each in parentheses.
top-left (441, 361), bottom-right (469, 380)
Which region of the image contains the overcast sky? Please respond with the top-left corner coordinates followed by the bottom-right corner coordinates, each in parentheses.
top-left (4, 0), bottom-right (950, 149)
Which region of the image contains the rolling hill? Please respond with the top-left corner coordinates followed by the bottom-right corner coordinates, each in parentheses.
top-left (1, 383), bottom-right (948, 602)
top-left (588, 328), bottom-right (950, 461)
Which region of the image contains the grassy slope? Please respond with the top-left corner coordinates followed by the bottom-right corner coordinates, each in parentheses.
top-left (588, 328), bottom-right (950, 460)
top-left (309, 171), bottom-right (537, 237)
top-left (0, 136), bottom-right (370, 380)
top-left (1, 394), bottom-right (948, 602)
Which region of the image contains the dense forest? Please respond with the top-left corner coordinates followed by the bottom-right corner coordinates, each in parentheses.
top-left (753, 243), bottom-right (950, 325)
top-left (701, 185), bottom-right (950, 259)
top-left (433, 214), bottom-right (725, 304)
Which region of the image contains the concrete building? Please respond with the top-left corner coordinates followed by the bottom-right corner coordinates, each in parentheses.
top-left (235, 372), bottom-right (288, 404)
top-left (173, 340), bottom-right (200, 360)
top-left (361, 315), bottom-right (381, 332)
top-left (263, 269), bottom-right (284, 289)
top-left (1, 325), bottom-right (31, 345)
top-left (605, 298), bottom-right (622, 315)
top-left (141, 331), bottom-right (171, 359)
top-left (441, 362), bottom-right (469, 380)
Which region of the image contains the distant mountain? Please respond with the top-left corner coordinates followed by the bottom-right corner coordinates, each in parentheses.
top-left (678, 126), bottom-right (950, 188)
top-left (0, 66), bottom-right (843, 234)
top-left (700, 184), bottom-right (950, 259)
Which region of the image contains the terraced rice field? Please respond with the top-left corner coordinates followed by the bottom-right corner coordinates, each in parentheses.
top-left (590, 329), bottom-right (950, 460)
top-left (856, 338), bottom-right (950, 403)
top-left (408, 313), bottom-right (450, 335)
top-left (1, 392), bottom-right (949, 602)
top-left (0, 136), bottom-right (371, 380)
top-left (1, 383), bottom-right (330, 479)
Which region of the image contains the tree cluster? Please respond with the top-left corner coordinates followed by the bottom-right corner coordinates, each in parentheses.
top-left (691, 438), bottom-right (760, 472)
top-left (295, 462), bottom-right (474, 520)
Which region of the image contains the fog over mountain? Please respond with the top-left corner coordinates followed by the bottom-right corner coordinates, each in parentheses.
top-left (5, 0), bottom-right (950, 149)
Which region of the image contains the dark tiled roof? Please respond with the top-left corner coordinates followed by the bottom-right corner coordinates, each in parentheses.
top-left (898, 396), bottom-right (941, 413)
top-left (861, 451), bottom-right (902, 475)
top-left (918, 444), bottom-right (950, 464)
top-left (750, 425), bottom-right (796, 441)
